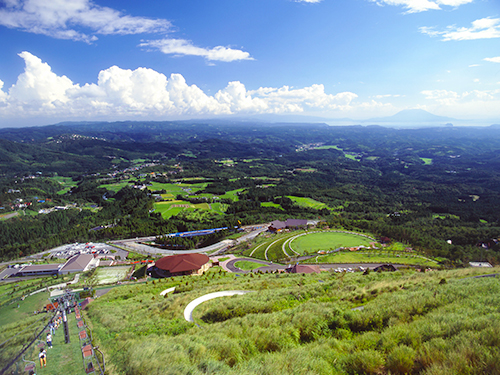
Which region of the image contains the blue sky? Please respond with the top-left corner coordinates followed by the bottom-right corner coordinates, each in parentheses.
top-left (0, 0), bottom-right (499, 127)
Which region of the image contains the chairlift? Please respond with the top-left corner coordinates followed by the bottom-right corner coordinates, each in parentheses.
top-left (22, 355), bottom-right (36, 373)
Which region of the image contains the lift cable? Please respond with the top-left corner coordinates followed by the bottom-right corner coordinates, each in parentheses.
top-left (0, 314), bottom-right (47, 349)
top-left (0, 311), bottom-right (57, 375)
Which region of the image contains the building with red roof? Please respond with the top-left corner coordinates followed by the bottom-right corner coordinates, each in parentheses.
top-left (152, 253), bottom-right (211, 277)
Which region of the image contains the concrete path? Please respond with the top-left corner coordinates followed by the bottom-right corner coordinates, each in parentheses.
top-left (28, 273), bottom-right (81, 295)
top-left (210, 254), bottom-right (238, 272)
top-left (159, 287), bottom-right (176, 296)
top-left (183, 290), bottom-right (253, 323)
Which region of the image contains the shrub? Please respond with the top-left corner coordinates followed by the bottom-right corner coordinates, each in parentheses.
top-left (345, 349), bottom-right (385, 374)
top-left (386, 345), bottom-right (416, 374)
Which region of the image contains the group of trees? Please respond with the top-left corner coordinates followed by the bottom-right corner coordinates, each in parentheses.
top-left (1, 121), bottom-right (499, 264)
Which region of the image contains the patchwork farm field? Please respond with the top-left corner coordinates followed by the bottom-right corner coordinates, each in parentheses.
top-left (153, 200), bottom-right (228, 219)
top-left (287, 196), bottom-right (329, 210)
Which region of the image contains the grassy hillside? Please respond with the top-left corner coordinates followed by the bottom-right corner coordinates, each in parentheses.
top-left (85, 267), bottom-right (500, 375)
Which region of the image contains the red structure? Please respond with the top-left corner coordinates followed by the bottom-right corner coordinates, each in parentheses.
top-left (152, 253), bottom-right (211, 277)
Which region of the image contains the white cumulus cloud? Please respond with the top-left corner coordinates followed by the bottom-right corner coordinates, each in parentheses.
top-left (422, 88), bottom-right (500, 105)
top-left (0, 0), bottom-right (170, 43)
top-left (420, 18), bottom-right (500, 41)
top-left (0, 52), bottom-right (365, 123)
top-left (139, 38), bottom-right (253, 62)
top-left (249, 85), bottom-right (358, 113)
top-left (370, 0), bottom-right (472, 13)
top-left (420, 88), bottom-right (500, 119)
top-left (484, 56), bottom-right (500, 63)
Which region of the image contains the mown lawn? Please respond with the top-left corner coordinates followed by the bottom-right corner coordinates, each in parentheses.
top-left (234, 260), bottom-right (266, 271)
top-left (306, 251), bottom-right (439, 267)
top-left (290, 231), bottom-right (374, 254)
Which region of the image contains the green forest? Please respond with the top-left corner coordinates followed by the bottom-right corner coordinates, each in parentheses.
top-left (1, 121), bottom-right (499, 265)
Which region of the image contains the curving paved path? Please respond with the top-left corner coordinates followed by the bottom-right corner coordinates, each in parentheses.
top-left (159, 287), bottom-right (176, 296)
top-left (183, 290), bottom-right (254, 323)
top-left (225, 258), bottom-right (276, 273)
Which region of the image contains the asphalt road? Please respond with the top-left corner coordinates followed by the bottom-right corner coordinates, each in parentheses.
top-left (225, 258), bottom-right (278, 273)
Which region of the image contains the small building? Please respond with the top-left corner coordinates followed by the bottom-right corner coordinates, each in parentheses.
top-left (59, 254), bottom-right (99, 275)
top-left (285, 219), bottom-right (308, 229)
top-left (269, 219), bottom-right (308, 232)
top-left (13, 264), bottom-right (62, 277)
top-left (469, 262), bottom-right (493, 268)
top-left (152, 253), bottom-right (211, 277)
top-left (269, 220), bottom-right (287, 232)
top-left (287, 264), bottom-right (321, 274)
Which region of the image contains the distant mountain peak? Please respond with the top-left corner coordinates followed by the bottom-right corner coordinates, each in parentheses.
top-left (367, 109), bottom-right (457, 123)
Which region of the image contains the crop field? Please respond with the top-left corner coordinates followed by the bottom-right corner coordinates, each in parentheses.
top-left (154, 200), bottom-right (194, 218)
top-left (219, 188), bottom-right (245, 202)
top-left (420, 157), bottom-right (433, 165)
top-left (50, 176), bottom-right (77, 195)
top-left (261, 202), bottom-right (283, 210)
top-left (287, 196), bottom-right (329, 210)
top-left (95, 266), bottom-right (131, 285)
top-left (290, 231), bottom-right (374, 254)
top-left (147, 182), bottom-right (208, 195)
top-left (99, 181), bottom-right (132, 192)
top-left (153, 200), bottom-right (228, 219)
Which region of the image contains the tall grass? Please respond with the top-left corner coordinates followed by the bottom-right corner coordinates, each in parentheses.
top-left (84, 267), bottom-right (500, 374)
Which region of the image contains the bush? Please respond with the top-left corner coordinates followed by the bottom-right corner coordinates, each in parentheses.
top-left (386, 345), bottom-right (416, 374)
top-left (345, 349), bottom-right (385, 374)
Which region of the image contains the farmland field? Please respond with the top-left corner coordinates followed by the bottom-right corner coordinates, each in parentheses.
top-left (153, 200), bottom-right (228, 219)
top-left (261, 202), bottom-right (283, 210)
top-left (99, 181), bottom-right (132, 192)
top-left (50, 176), bottom-right (77, 195)
top-left (154, 200), bottom-right (194, 218)
top-left (290, 231), bottom-right (374, 254)
top-left (95, 266), bottom-right (131, 285)
top-left (219, 188), bottom-right (245, 201)
top-left (287, 196), bottom-right (328, 210)
top-left (147, 182), bottom-right (208, 194)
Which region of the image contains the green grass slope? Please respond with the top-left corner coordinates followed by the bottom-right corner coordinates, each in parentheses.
top-left (85, 267), bottom-right (500, 375)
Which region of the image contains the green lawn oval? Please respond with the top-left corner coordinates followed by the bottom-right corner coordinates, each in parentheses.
top-left (290, 231), bottom-right (373, 254)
